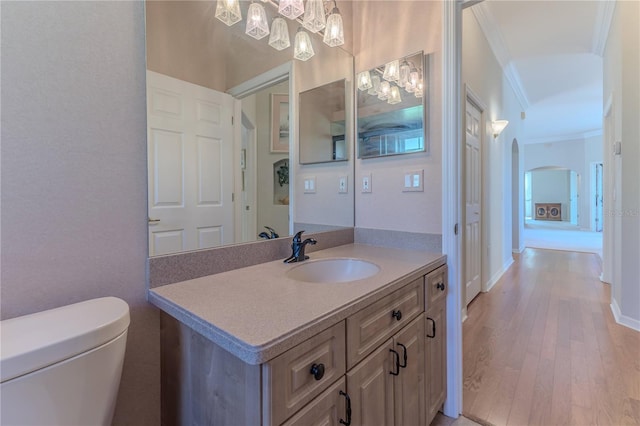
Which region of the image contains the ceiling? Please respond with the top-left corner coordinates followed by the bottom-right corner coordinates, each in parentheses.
top-left (470, 0), bottom-right (615, 143)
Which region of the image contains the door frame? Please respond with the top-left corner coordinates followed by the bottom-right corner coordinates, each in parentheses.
top-left (463, 85), bottom-right (486, 312)
top-left (228, 62), bottom-right (294, 240)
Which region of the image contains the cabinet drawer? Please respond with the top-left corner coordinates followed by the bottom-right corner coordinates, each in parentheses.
top-left (262, 321), bottom-right (346, 426)
top-left (346, 278), bottom-right (424, 369)
top-left (425, 265), bottom-right (447, 310)
top-left (280, 377), bottom-right (347, 426)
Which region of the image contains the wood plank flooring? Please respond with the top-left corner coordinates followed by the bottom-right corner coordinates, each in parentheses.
top-left (462, 248), bottom-right (640, 426)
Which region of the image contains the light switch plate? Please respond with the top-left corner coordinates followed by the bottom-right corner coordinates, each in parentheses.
top-left (403, 169), bottom-right (424, 192)
top-left (304, 176), bottom-right (316, 194)
top-left (362, 173), bottom-right (372, 193)
top-left (339, 176), bottom-right (348, 194)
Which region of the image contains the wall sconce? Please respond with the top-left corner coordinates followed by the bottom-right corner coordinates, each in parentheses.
top-left (491, 120), bottom-right (509, 138)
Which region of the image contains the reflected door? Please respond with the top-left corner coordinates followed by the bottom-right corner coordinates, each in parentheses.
top-left (465, 99), bottom-right (482, 306)
top-left (147, 71), bottom-right (234, 256)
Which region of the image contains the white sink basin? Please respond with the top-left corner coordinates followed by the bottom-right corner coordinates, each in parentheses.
top-left (286, 258), bottom-right (380, 283)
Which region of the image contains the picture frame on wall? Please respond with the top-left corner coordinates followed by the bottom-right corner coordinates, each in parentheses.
top-left (270, 94), bottom-right (289, 153)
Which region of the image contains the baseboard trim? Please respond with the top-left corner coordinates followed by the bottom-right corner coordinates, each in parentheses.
top-left (484, 257), bottom-right (515, 293)
top-left (611, 298), bottom-right (640, 332)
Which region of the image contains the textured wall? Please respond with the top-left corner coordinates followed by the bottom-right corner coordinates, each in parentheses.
top-left (1, 2), bottom-right (159, 424)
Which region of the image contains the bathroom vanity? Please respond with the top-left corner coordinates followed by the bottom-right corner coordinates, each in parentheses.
top-left (149, 244), bottom-right (447, 426)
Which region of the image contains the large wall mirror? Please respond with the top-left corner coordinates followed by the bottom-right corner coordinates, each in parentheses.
top-left (145, 1), bottom-right (354, 256)
top-left (356, 51), bottom-right (428, 159)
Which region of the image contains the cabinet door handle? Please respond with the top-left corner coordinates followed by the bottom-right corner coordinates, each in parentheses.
top-left (436, 282), bottom-right (445, 291)
top-left (339, 390), bottom-right (352, 426)
top-left (397, 343), bottom-right (408, 368)
top-left (426, 317), bottom-right (436, 338)
top-left (392, 309), bottom-right (402, 321)
top-left (389, 349), bottom-right (400, 375)
top-left (310, 363), bottom-right (325, 380)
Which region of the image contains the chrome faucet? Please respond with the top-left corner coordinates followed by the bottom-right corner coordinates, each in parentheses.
top-left (284, 231), bottom-right (317, 263)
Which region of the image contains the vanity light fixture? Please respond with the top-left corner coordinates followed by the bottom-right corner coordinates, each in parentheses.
top-left (358, 71), bottom-right (373, 91)
top-left (323, 1), bottom-right (345, 47)
top-left (382, 60), bottom-right (400, 82)
top-left (245, 2), bottom-right (270, 40)
top-left (278, 0), bottom-right (305, 20)
top-left (294, 27), bottom-right (315, 61)
top-left (269, 17), bottom-right (291, 50)
top-left (302, 0), bottom-right (326, 33)
top-left (492, 120), bottom-right (509, 138)
top-left (387, 85), bottom-right (402, 105)
top-left (215, 0), bottom-right (242, 26)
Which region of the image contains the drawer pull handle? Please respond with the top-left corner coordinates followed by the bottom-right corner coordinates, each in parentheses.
top-left (397, 343), bottom-right (408, 368)
top-left (389, 349), bottom-right (400, 375)
top-left (392, 309), bottom-right (402, 321)
top-left (339, 390), bottom-right (352, 426)
top-left (310, 363), bottom-right (325, 380)
top-left (426, 317), bottom-right (436, 338)
top-left (436, 282), bottom-right (445, 291)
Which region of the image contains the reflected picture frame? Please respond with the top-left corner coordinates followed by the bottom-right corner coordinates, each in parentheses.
top-left (270, 94), bottom-right (289, 153)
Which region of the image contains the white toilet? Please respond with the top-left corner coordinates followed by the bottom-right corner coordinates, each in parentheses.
top-left (0, 297), bottom-right (130, 426)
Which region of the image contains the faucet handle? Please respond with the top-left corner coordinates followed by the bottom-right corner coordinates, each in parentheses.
top-left (293, 230), bottom-right (305, 242)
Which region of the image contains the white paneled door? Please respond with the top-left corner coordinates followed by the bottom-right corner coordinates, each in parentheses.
top-left (465, 99), bottom-right (482, 306)
top-left (147, 71), bottom-right (234, 256)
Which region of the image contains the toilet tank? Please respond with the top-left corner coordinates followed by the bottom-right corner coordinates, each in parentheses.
top-left (0, 297), bottom-right (130, 426)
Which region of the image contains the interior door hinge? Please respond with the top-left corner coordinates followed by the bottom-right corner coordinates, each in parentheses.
top-left (454, 223), bottom-right (459, 235)
top-left (231, 193), bottom-right (235, 202)
top-left (231, 116), bottom-right (234, 125)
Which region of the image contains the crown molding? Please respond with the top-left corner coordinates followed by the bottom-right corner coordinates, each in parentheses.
top-left (592, 0), bottom-right (616, 57)
top-left (524, 128), bottom-right (603, 145)
top-left (471, 2), bottom-right (530, 110)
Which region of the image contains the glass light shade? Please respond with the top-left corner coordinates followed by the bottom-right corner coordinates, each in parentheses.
top-left (409, 68), bottom-right (420, 87)
top-left (492, 120), bottom-right (509, 137)
top-left (387, 85), bottom-right (402, 105)
top-left (414, 80), bottom-right (424, 98)
top-left (382, 60), bottom-right (399, 82)
top-left (323, 8), bottom-right (345, 47)
top-left (368, 75), bottom-right (381, 95)
top-left (215, 0), bottom-right (242, 26)
top-left (269, 17), bottom-right (290, 50)
top-left (279, 0), bottom-right (304, 20)
top-left (377, 81), bottom-right (390, 100)
top-left (294, 28), bottom-right (314, 61)
top-left (358, 71), bottom-right (373, 91)
top-left (302, 0), bottom-right (326, 33)
top-left (398, 61), bottom-right (411, 87)
top-left (245, 3), bottom-right (270, 40)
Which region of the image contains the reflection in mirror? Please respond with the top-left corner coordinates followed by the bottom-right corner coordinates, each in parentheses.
top-left (356, 52), bottom-right (427, 159)
top-left (145, 1), bottom-right (354, 256)
top-left (299, 79), bottom-right (348, 164)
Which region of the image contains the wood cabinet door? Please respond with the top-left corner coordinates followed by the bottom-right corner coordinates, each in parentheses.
top-left (425, 301), bottom-right (447, 423)
top-left (346, 339), bottom-right (395, 426)
top-left (281, 377), bottom-right (347, 426)
top-left (393, 315), bottom-right (426, 426)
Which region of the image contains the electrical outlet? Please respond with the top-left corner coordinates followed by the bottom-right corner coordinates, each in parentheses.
top-left (339, 176), bottom-right (348, 194)
top-left (362, 173), bottom-right (372, 193)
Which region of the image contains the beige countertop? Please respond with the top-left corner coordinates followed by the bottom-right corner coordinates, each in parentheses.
top-left (148, 243), bottom-right (446, 365)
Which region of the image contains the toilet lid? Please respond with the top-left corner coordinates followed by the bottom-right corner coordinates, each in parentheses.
top-left (0, 297), bottom-right (130, 383)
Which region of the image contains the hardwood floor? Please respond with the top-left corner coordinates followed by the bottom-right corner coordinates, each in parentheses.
top-left (462, 248), bottom-right (640, 426)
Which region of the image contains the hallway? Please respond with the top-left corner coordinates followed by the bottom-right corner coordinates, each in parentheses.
top-left (462, 249), bottom-right (640, 425)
